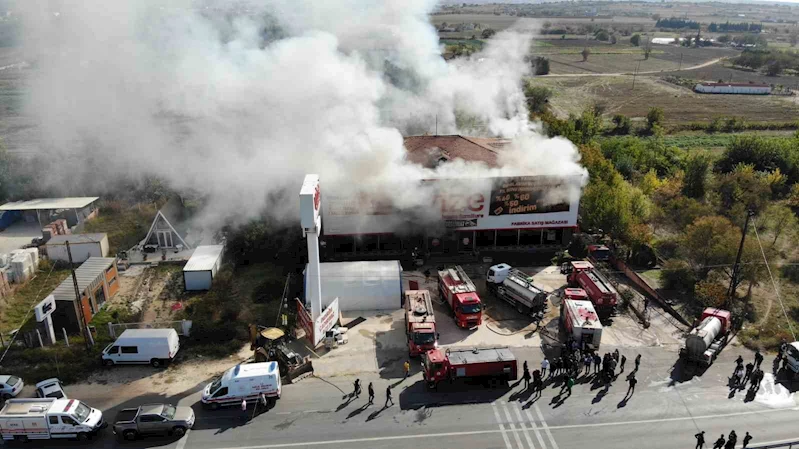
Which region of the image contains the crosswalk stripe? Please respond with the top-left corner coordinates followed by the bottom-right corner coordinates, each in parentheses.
top-left (524, 408), bottom-right (548, 449)
top-left (501, 402), bottom-right (526, 449)
top-left (534, 404), bottom-right (560, 449)
top-left (492, 403), bottom-right (513, 449)
top-left (511, 402), bottom-right (537, 449)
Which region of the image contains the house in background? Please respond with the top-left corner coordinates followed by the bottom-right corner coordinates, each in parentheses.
top-left (49, 257), bottom-right (119, 334)
top-left (142, 197), bottom-right (193, 251)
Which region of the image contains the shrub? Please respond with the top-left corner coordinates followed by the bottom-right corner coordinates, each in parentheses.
top-left (630, 34), bottom-right (641, 46)
top-left (782, 259), bottom-right (799, 283)
top-left (695, 280), bottom-right (727, 308)
top-left (661, 259), bottom-right (697, 293)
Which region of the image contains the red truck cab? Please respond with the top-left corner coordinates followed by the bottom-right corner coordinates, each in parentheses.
top-left (438, 266), bottom-right (482, 328)
top-left (563, 261), bottom-right (617, 313)
top-left (404, 290), bottom-right (438, 357)
top-left (422, 348), bottom-right (449, 386)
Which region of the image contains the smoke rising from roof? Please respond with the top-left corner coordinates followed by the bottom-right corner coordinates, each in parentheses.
top-left (17, 0), bottom-right (586, 229)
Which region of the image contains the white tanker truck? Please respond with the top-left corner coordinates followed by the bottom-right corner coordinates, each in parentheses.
top-left (680, 308), bottom-right (732, 367)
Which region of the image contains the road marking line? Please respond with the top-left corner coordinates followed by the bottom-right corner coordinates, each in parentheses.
top-left (175, 429), bottom-right (190, 449)
top-left (511, 402), bottom-right (537, 449)
top-left (545, 405), bottom-right (793, 430)
top-left (501, 402), bottom-right (525, 449)
top-left (492, 403), bottom-right (513, 449)
top-left (215, 429), bottom-right (508, 449)
top-left (524, 408), bottom-right (547, 449)
top-left (534, 404), bottom-right (560, 449)
top-left (276, 412), bottom-right (292, 415)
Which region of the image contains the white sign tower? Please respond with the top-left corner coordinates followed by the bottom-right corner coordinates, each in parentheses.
top-left (299, 175), bottom-right (323, 321)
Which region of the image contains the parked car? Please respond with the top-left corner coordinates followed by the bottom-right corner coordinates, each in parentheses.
top-left (0, 375), bottom-right (23, 400)
top-left (35, 378), bottom-right (67, 399)
top-left (113, 404), bottom-right (195, 441)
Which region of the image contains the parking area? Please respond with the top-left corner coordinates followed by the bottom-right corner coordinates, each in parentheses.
top-left (0, 220), bottom-right (41, 255)
top-left (312, 262), bottom-right (685, 378)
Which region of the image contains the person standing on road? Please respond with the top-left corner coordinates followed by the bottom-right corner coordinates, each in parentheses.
top-left (354, 378), bottom-right (361, 398)
top-left (368, 382), bottom-right (374, 405)
top-left (713, 435), bottom-right (725, 449)
top-left (240, 399), bottom-right (248, 422)
top-left (523, 365), bottom-right (531, 389)
top-left (695, 431), bottom-right (706, 449)
top-left (613, 349), bottom-right (620, 364)
top-left (594, 353), bottom-right (601, 374)
top-left (523, 360), bottom-right (528, 373)
top-left (743, 432), bottom-right (753, 449)
top-left (635, 354), bottom-right (642, 371)
top-left (584, 354), bottom-right (592, 376)
top-left (385, 386), bottom-right (394, 407)
top-left (404, 360), bottom-right (411, 379)
top-left (541, 357), bottom-right (550, 378)
top-left (620, 354), bottom-right (627, 372)
top-left (626, 373), bottom-right (637, 398)
top-left (735, 355), bottom-right (744, 369)
top-left (726, 431), bottom-right (737, 449)
top-left (562, 375), bottom-right (574, 397)
top-left (744, 362), bottom-right (754, 385)
top-left (754, 349), bottom-right (764, 369)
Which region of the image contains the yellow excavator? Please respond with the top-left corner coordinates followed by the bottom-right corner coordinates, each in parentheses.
top-left (248, 325), bottom-right (314, 383)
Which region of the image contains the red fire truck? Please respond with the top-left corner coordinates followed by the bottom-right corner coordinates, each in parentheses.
top-left (422, 347), bottom-right (517, 389)
top-left (404, 290), bottom-right (438, 357)
top-left (438, 266), bottom-right (482, 328)
top-left (562, 261), bottom-right (618, 314)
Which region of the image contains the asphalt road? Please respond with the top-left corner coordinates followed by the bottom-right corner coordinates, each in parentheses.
top-left (10, 345), bottom-right (799, 449)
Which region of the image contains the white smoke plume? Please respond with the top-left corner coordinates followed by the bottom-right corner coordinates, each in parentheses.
top-left (15, 0), bottom-right (586, 229)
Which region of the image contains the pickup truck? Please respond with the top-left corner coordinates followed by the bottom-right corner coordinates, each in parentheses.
top-left (113, 404), bottom-right (195, 441)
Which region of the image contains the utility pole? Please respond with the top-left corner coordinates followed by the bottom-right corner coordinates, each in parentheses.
top-left (632, 61), bottom-right (641, 90)
top-left (727, 210), bottom-right (755, 303)
top-left (66, 241), bottom-right (92, 353)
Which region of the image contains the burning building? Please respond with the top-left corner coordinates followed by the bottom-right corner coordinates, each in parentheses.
top-left (319, 135), bottom-right (582, 260)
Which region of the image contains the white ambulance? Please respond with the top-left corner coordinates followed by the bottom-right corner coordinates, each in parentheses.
top-left (201, 362), bottom-right (281, 410)
top-left (0, 398), bottom-right (106, 442)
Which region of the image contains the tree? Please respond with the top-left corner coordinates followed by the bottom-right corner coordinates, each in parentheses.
top-left (681, 215), bottom-right (740, 279)
top-left (595, 30), bottom-right (610, 41)
top-left (761, 203), bottom-right (798, 245)
top-left (646, 107), bottom-right (664, 131)
top-left (695, 280), bottom-right (728, 307)
top-left (481, 28), bottom-right (496, 39)
top-left (533, 56), bottom-right (550, 75)
top-left (661, 259), bottom-right (697, 293)
top-left (611, 114), bottom-right (632, 135)
top-left (766, 61), bottom-right (783, 77)
top-left (652, 13), bottom-right (661, 22)
top-left (630, 33), bottom-right (641, 46)
top-left (682, 153), bottom-right (710, 199)
top-left (714, 164), bottom-right (772, 217)
top-left (581, 47), bottom-right (591, 62)
top-left (642, 37), bottom-right (653, 59)
top-left (524, 83), bottom-right (552, 115)
top-left (610, 34), bottom-right (617, 44)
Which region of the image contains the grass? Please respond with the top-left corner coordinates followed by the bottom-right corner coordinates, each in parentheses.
top-left (739, 282), bottom-right (799, 351)
top-left (0, 262), bottom-right (70, 334)
top-left (84, 202), bottom-right (157, 255)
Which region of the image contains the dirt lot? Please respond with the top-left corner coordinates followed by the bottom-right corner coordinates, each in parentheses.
top-left (107, 264), bottom-right (193, 325)
top-left (535, 75), bottom-right (799, 123)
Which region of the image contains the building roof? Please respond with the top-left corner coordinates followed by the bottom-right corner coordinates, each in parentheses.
top-left (0, 197), bottom-right (99, 211)
top-left (403, 135), bottom-right (509, 168)
top-left (183, 245), bottom-right (224, 272)
top-left (46, 233), bottom-right (107, 246)
top-left (317, 260), bottom-right (402, 281)
top-left (50, 257), bottom-right (116, 302)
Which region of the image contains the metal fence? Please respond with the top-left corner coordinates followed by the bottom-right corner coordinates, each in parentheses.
top-left (107, 320), bottom-right (192, 339)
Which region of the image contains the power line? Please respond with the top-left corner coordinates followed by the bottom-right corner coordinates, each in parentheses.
top-left (751, 216), bottom-right (796, 341)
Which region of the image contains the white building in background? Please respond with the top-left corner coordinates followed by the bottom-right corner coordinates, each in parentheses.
top-left (694, 82), bottom-right (771, 95)
top-left (45, 233), bottom-right (109, 263)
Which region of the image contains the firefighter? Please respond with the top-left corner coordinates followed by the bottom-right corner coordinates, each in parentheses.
top-left (742, 432), bottom-right (753, 449)
top-left (754, 348), bottom-right (764, 369)
top-left (695, 431), bottom-right (706, 449)
top-left (743, 362), bottom-right (754, 385)
top-left (713, 435), bottom-right (725, 449)
top-left (523, 365), bottom-right (531, 389)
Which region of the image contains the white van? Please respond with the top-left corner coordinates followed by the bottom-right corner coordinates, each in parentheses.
top-left (101, 329), bottom-right (180, 368)
top-left (201, 362), bottom-right (281, 410)
top-left (0, 398), bottom-right (106, 442)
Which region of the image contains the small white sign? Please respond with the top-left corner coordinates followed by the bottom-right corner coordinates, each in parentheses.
top-left (34, 295), bottom-right (56, 322)
top-left (313, 298), bottom-right (340, 346)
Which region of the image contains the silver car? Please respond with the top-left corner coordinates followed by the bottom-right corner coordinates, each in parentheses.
top-left (35, 378), bottom-right (67, 399)
top-left (113, 403), bottom-right (195, 440)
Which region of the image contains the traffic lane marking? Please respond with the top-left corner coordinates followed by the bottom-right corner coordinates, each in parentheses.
top-left (491, 403), bottom-right (513, 449)
top-left (500, 402), bottom-right (526, 449)
top-left (175, 429), bottom-right (191, 449)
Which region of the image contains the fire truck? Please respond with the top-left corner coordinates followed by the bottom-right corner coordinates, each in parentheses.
top-left (422, 347), bottom-right (517, 389)
top-left (438, 266), bottom-right (482, 329)
top-left (562, 261), bottom-right (618, 315)
top-left (561, 299), bottom-right (603, 350)
top-left (404, 290), bottom-right (438, 357)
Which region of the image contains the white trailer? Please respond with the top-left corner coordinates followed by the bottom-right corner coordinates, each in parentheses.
top-left (45, 234), bottom-right (109, 264)
top-left (486, 264), bottom-right (548, 316)
top-left (561, 299), bottom-right (603, 349)
top-left (0, 398), bottom-right (105, 442)
top-left (183, 245), bottom-right (224, 291)
top-left (201, 362), bottom-right (282, 410)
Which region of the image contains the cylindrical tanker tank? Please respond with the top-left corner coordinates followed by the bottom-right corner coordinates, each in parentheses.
top-left (685, 316), bottom-right (722, 357)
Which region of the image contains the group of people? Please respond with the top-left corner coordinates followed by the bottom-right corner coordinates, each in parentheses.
top-left (695, 430), bottom-right (753, 449)
top-left (730, 350), bottom-right (765, 393)
top-left (518, 341), bottom-right (641, 401)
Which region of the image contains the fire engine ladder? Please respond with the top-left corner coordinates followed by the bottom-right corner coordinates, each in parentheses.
top-left (450, 266), bottom-right (477, 293)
